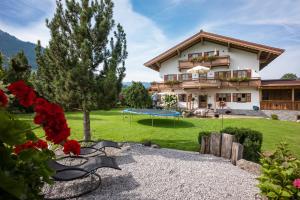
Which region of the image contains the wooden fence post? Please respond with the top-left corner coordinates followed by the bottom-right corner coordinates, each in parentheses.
top-left (200, 136), bottom-right (210, 154)
top-left (221, 133), bottom-right (235, 159)
top-left (210, 133), bottom-right (221, 157)
top-left (231, 142), bottom-right (244, 165)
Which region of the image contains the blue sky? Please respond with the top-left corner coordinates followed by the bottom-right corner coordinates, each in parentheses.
top-left (0, 0), bottom-right (299, 81)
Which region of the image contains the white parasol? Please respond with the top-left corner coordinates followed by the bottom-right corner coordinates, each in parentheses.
top-left (187, 65), bottom-right (210, 81)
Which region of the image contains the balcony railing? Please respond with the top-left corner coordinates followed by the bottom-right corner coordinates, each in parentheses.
top-left (260, 101), bottom-right (300, 110)
top-left (178, 55), bottom-right (230, 71)
top-left (150, 76), bottom-right (260, 92)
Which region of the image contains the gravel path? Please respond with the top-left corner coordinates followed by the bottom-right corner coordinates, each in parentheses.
top-left (46, 144), bottom-right (259, 200)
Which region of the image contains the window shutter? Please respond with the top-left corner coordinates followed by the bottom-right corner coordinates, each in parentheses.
top-left (233, 70), bottom-right (238, 78)
top-left (233, 93), bottom-right (237, 102)
top-left (216, 93), bottom-right (220, 101)
top-left (215, 72), bottom-right (219, 79)
top-left (188, 73), bottom-right (193, 80)
top-left (227, 93), bottom-right (231, 102)
top-left (164, 75), bottom-right (168, 82)
top-left (247, 69), bottom-right (252, 78)
top-left (246, 93), bottom-right (251, 102)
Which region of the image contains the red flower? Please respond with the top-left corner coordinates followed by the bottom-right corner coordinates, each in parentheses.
top-left (63, 140), bottom-right (81, 155)
top-left (14, 139), bottom-right (48, 154)
top-left (294, 179), bottom-right (300, 189)
top-left (0, 89), bottom-right (8, 107)
top-left (7, 80), bottom-right (36, 107)
top-left (34, 98), bottom-right (70, 144)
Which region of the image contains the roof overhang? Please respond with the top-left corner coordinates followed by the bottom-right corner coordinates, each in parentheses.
top-left (144, 30), bottom-right (285, 71)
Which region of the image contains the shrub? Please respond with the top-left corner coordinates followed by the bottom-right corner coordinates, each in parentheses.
top-left (271, 114), bottom-right (279, 120)
top-left (257, 142), bottom-right (300, 199)
top-left (221, 127), bottom-right (263, 162)
top-left (198, 131), bottom-right (213, 144)
top-left (161, 94), bottom-right (177, 109)
top-left (122, 82), bottom-right (151, 108)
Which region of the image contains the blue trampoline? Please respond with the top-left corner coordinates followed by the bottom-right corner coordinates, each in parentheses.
top-left (123, 108), bottom-right (181, 127)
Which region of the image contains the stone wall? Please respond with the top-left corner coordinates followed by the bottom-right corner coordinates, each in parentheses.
top-left (262, 110), bottom-right (300, 121)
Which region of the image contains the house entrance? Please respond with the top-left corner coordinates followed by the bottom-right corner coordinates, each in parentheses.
top-left (198, 95), bottom-right (207, 108)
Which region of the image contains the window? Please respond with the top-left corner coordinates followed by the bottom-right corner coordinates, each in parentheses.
top-left (167, 74), bottom-right (176, 81)
top-left (181, 73), bottom-right (190, 81)
top-left (216, 93), bottom-right (231, 102)
top-left (204, 50), bottom-right (219, 56)
top-left (215, 71), bottom-right (231, 79)
top-left (233, 70), bottom-right (251, 78)
top-left (295, 89), bottom-right (300, 101)
top-left (233, 93), bottom-right (251, 102)
top-left (188, 53), bottom-right (202, 60)
top-left (262, 89), bottom-right (292, 101)
top-left (178, 94), bottom-right (187, 102)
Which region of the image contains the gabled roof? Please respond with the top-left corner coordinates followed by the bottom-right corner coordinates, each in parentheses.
top-left (144, 30), bottom-right (285, 71)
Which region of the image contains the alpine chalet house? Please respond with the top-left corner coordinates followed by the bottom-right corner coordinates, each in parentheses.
top-left (145, 30), bottom-right (300, 121)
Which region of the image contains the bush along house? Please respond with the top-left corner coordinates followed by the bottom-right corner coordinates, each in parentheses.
top-left (145, 30), bottom-right (300, 121)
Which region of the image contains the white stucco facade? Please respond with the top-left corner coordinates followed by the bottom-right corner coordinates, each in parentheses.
top-left (157, 41), bottom-right (261, 110)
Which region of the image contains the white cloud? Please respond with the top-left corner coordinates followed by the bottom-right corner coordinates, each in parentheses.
top-left (113, 0), bottom-right (170, 81)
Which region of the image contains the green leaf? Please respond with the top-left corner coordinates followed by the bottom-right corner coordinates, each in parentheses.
top-left (281, 190), bottom-right (291, 197)
top-left (0, 170), bottom-right (26, 199)
top-left (267, 191), bottom-right (277, 198)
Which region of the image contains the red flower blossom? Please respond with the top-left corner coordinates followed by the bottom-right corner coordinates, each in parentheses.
top-left (294, 179), bottom-right (300, 189)
top-left (0, 89), bottom-right (8, 107)
top-left (34, 98), bottom-right (70, 144)
top-left (14, 139), bottom-right (48, 154)
top-left (7, 80), bottom-right (36, 107)
top-left (63, 140), bottom-right (81, 155)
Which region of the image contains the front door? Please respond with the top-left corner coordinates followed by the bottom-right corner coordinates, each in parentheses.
top-left (198, 95), bottom-right (207, 108)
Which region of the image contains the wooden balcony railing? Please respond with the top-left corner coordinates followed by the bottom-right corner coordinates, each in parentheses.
top-left (220, 79), bottom-right (261, 88)
top-left (260, 101), bottom-right (300, 110)
top-left (150, 77), bottom-right (261, 92)
top-left (179, 55), bottom-right (230, 71)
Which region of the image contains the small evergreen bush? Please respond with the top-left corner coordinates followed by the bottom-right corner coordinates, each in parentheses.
top-left (271, 114), bottom-right (279, 120)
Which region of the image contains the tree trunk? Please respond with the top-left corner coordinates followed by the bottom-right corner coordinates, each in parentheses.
top-left (83, 110), bottom-right (91, 141)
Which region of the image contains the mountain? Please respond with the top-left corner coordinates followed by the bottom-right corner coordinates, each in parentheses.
top-left (123, 81), bottom-right (151, 89)
top-left (0, 29), bottom-right (37, 69)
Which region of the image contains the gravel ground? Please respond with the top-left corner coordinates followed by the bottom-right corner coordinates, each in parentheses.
top-left (45, 143), bottom-right (259, 200)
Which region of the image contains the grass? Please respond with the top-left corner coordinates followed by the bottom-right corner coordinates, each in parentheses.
top-left (18, 109), bottom-right (300, 157)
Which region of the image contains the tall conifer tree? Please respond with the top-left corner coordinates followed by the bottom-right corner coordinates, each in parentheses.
top-left (35, 0), bottom-right (127, 140)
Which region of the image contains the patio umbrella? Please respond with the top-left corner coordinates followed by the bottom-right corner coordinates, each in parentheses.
top-left (187, 65), bottom-right (210, 81)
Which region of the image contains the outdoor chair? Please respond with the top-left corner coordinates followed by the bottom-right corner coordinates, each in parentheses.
top-left (44, 155), bottom-right (121, 200)
top-left (79, 140), bottom-right (121, 157)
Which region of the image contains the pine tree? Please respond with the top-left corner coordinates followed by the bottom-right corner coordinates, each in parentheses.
top-left (5, 51), bottom-right (31, 84)
top-left (35, 0), bottom-right (127, 140)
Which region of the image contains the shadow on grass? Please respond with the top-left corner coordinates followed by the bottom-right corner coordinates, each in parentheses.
top-left (137, 118), bottom-right (195, 128)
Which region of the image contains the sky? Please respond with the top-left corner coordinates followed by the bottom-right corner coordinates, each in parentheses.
top-left (0, 0), bottom-right (299, 81)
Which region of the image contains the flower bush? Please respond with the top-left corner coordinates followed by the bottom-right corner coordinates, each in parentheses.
top-left (161, 94), bottom-right (178, 109)
top-left (257, 142), bottom-right (300, 199)
top-left (0, 80), bottom-right (80, 199)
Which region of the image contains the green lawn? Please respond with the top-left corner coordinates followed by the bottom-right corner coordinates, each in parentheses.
top-left (18, 109), bottom-right (300, 157)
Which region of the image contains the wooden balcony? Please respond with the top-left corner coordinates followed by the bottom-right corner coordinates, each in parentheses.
top-left (181, 79), bottom-right (220, 89)
top-left (220, 79), bottom-right (261, 88)
top-left (260, 101), bottom-right (300, 110)
top-left (179, 55), bottom-right (230, 71)
top-left (150, 77), bottom-right (260, 92)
